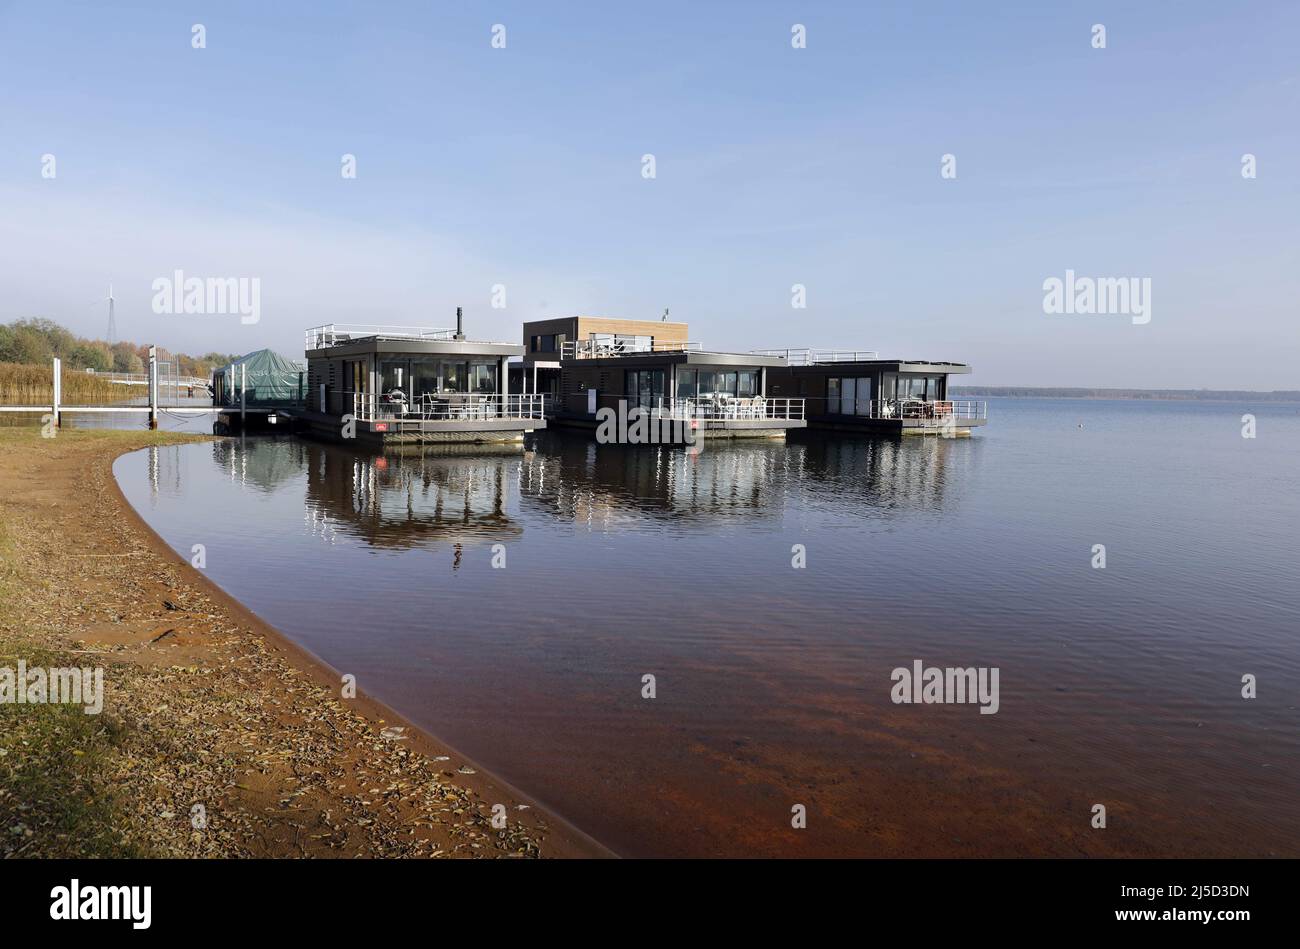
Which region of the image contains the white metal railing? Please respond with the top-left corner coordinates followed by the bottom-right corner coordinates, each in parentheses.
top-left (562, 339), bottom-right (702, 359)
top-left (349, 391), bottom-right (546, 424)
top-left (638, 396), bottom-right (805, 421)
top-left (83, 370), bottom-right (210, 387)
top-left (306, 324), bottom-right (457, 349)
top-left (750, 348), bottom-right (880, 365)
top-left (839, 399), bottom-right (986, 422)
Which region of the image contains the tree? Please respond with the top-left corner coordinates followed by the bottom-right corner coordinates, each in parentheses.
top-left (0, 323), bottom-right (50, 364)
top-left (111, 342), bottom-right (144, 374)
top-left (68, 342), bottom-right (113, 372)
top-left (0, 317), bottom-right (236, 377)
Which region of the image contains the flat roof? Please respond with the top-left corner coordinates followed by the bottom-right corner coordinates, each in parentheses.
top-left (307, 336), bottom-right (523, 359)
top-left (778, 359), bottom-right (972, 374)
top-left (568, 350), bottom-right (789, 368)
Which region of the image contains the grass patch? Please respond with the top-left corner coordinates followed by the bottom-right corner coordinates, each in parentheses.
top-left (0, 650), bottom-right (146, 858)
top-left (0, 428), bottom-right (207, 857)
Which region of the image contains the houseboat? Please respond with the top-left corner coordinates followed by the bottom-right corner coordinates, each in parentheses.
top-left (760, 350), bottom-right (987, 435)
top-left (300, 310), bottom-right (545, 447)
top-left (518, 316), bottom-right (807, 440)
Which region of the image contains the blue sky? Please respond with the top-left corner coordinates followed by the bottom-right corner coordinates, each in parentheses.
top-left (1, 1), bottom-right (1296, 386)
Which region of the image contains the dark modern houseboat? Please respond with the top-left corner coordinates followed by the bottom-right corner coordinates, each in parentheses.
top-left (761, 350), bottom-right (987, 435)
top-left (520, 317), bottom-right (807, 439)
top-left (300, 311), bottom-right (546, 447)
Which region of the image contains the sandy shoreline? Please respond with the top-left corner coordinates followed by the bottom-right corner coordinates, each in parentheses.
top-left (0, 428), bottom-right (611, 858)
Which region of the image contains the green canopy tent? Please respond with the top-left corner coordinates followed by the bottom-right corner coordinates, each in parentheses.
top-left (212, 349), bottom-right (305, 406)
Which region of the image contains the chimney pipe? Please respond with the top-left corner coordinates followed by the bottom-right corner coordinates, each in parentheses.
top-left (455, 306), bottom-right (465, 340)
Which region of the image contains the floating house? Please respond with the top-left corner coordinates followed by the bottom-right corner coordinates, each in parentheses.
top-left (519, 316), bottom-right (807, 439)
top-left (761, 350), bottom-right (987, 435)
top-left (210, 348), bottom-right (307, 434)
top-left (211, 349), bottom-right (305, 406)
top-left (300, 310), bottom-right (545, 447)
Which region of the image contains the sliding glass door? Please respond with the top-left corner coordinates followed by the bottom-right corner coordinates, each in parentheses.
top-left (625, 369), bottom-right (665, 408)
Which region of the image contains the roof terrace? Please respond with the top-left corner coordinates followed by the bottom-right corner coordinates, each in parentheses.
top-left (306, 324), bottom-right (458, 350)
top-left (561, 338), bottom-right (786, 362)
top-left (561, 338), bottom-right (701, 358)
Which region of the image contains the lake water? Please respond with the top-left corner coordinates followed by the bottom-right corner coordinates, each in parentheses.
top-left (113, 399), bottom-right (1300, 857)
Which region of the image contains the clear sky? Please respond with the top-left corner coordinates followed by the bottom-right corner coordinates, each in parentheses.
top-left (1, 1), bottom-right (1296, 387)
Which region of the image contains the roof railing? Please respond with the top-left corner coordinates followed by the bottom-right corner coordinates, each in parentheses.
top-left (750, 348), bottom-right (880, 365)
top-left (561, 339), bottom-right (703, 359)
top-left (306, 324), bottom-right (458, 350)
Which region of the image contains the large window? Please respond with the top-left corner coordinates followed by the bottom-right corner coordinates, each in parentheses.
top-left (439, 360), bottom-right (465, 392)
top-left (468, 361), bottom-right (498, 393)
top-left (676, 367), bottom-right (760, 400)
top-left (379, 360), bottom-right (408, 395)
top-left (375, 358), bottom-right (501, 397)
top-left (350, 359), bottom-right (368, 395)
top-left (410, 357), bottom-right (439, 397)
top-left (699, 370), bottom-right (735, 398)
top-left (887, 374), bottom-right (943, 400)
top-left (676, 369), bottom-right (697, 400)
top-left (625, 369), bottom-right (665, 407)
top-left (826, 376), bottom-right (873, 415)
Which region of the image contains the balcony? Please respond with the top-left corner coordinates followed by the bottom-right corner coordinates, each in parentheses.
top-left (810, 398), bottom-right (988, 432)
top-left (864, 399), bottom-right (986, 422)
top-left (647, 396), bottom-right (805, 421)
top-left (561, 339), bottom-right (702, 358)
top-left (351, 391), bottom-right (546, 426)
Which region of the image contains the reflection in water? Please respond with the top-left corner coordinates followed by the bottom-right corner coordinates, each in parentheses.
top-left (518, 435), bottom-right (796, 529)
top-left (790, 432), bottom-right (974, 516)
top-left (302, 441), bottom-right (523, 550)
top-left (516, 431), bottom-right (968, 530)
top-left (186, 432), bottom-right (969, 551)
top-left (211, 437), bottom-right (310, 494)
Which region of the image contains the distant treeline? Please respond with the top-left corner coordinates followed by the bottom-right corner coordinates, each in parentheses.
top-left (0, 318), bottom-right (238, 376)
top-left (952, 386), bottom-right (1300, 402)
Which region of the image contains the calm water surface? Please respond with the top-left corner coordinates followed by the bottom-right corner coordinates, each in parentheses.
top-left (114, 399), bottom-right (1300, 857)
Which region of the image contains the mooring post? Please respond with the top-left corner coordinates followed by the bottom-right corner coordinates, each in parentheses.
top-left (500, 355), bottom-right (509, 416)
top-left (51, 356), bottom-right (61, 428)
top-left (240, 362), bottom-right (246, 424)
top-left (148, 346), bottom-right (158, 430)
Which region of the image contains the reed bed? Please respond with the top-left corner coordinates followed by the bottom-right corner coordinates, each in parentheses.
top-left (0, 362), bottom-right (122, 406)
